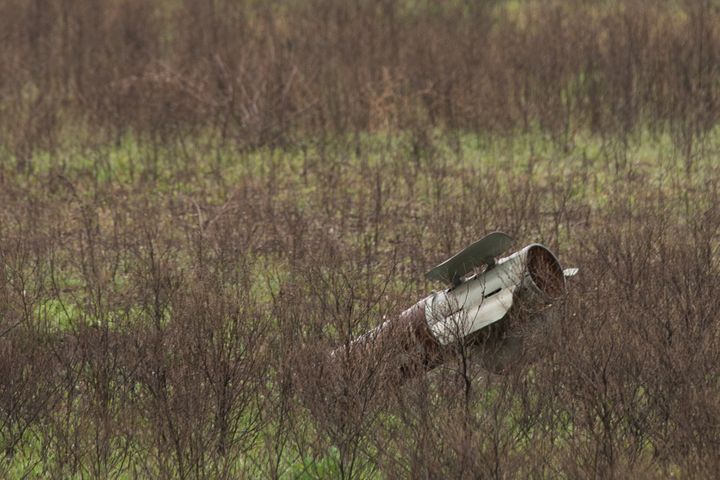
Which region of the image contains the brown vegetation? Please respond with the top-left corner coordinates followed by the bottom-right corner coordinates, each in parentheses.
top-left (1, 0), bottom-right (720, 478)
top-left (1, 0), bottom-right (719, 154)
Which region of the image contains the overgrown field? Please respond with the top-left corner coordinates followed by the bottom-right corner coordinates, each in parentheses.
top-left (1, 0), bottom-right (720, 478)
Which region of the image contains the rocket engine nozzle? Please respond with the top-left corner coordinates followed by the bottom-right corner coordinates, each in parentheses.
top-left (519, 244), bottom-right (566, 303)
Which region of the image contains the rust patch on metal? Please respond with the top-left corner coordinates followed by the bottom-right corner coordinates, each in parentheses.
top-left (329, 299), bottom-right (446, 383)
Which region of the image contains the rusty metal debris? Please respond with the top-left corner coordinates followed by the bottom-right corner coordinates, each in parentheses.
top-left (332, 232), bottom-right (577, 378)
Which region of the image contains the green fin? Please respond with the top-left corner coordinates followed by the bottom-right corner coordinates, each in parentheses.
top-left (425, 232), bottom-right (514, 285)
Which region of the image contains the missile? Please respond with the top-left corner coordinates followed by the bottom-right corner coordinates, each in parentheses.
top-left (331, 232), bottom-right (577, 379)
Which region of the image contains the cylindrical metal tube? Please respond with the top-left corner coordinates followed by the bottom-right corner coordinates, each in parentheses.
top-left (331, 244), bottom-right (567, 379)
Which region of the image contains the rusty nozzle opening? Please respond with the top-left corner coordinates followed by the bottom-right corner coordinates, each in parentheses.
top-left (523, 244), bottom-right (566, 302)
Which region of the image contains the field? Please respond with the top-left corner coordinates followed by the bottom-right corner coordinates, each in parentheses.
top-left (1, 0), bottom-right (720, 478)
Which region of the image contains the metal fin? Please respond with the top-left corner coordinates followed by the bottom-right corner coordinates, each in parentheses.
top-left (425, 231), bottom-right (514, 285)
top-left (563, 268), bottom-right (579, 277)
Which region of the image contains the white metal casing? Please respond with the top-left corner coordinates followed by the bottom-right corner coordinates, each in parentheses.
top-left (423, 244), bottom-right (562, 345)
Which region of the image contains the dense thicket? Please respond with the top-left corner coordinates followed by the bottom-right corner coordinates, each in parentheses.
top-left (1, 0), bottom-right (720, 479)
top-left (1, 0), bottom-right (719, 153)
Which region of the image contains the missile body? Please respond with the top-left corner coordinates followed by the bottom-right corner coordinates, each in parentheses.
top-left (332, 240), bottom-right (572, 379)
